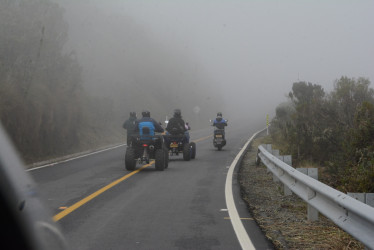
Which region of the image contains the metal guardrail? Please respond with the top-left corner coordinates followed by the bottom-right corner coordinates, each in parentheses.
top-left (257, 144), bottom-right (374, 249)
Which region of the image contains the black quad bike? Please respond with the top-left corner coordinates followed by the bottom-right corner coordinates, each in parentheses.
top-left (164, 134), bottom-right (196, 161)
top-left (125, 133), bottom-right (169, 171)
top-left (213, 129), bottom-right (226, 151)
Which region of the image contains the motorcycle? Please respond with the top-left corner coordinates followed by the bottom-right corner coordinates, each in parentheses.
top-left (213, 128), bottom-right (226, 151)
top-left (210, 119), bottom-right (228, 151)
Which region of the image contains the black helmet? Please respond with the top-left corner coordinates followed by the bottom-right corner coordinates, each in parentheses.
top-left (142, 110), bottom-right (150, 117)
top-left (217, 112), bottom-right (222, 117)
top-left (130, 112), bottom-right (136, 118)
top-left (174, 109), bottom-right (181, 118)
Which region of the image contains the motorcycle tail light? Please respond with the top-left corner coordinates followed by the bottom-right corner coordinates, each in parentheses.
top-left (142, 144), bottom-right (148, 147)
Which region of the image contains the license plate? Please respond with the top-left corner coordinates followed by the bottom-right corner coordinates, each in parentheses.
top-left (170, 142), bottom-right (178, 148)
top-left (216, 135), bottom-right (222, 138)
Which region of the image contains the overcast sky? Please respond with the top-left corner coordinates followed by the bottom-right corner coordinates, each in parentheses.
top-left (61, 0), bottom-right (374, 121)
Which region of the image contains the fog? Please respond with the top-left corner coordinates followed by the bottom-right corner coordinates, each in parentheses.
top-left (58, 0), bottom-right (374, 126)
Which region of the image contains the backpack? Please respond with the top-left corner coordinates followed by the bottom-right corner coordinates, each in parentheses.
top-left (138, 121), bottom-right (155, 140)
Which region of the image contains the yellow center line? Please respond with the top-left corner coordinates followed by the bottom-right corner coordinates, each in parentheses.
top-left (53, 161), bottom-right (154, 221)
top-left (192, 135), bottom-right (212, 143)
top-left (53, 134), bottom-right (212, 222)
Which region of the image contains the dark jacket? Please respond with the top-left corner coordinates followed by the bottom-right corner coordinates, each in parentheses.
top-left (166, 117), bottom-right (186, 135)
top-left (123, 117), bottom-right (137, 135)
top-left (135, 117), bottom-right (164, 133)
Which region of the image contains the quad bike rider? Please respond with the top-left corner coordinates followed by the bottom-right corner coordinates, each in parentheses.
top-left (125, 110), bottom-right (168, 171)
top-left (212, 112), bottom-right (228, 150)
top-left (122, 112), bottom-right (137, 145)
top-left (164, 109), bottom-right (196, 160)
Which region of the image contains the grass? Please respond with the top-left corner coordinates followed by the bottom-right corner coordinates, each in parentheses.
top-left (239, 133), bottom-right (365, 249)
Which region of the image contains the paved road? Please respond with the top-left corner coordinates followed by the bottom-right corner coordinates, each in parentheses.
top-left (30, 123), bottom-right (273, 250)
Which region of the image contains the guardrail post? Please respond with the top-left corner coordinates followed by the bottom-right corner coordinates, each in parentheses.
top-left (265, 144), bottom-right (272, 152)
top-left (264, 144), bottom-right (272, 173)
top-left (283, 155), bottom-right (292, 166)
top-left (281, 155), bottom-right (293, 196)
top-left (347, 193), bottom-right (374, 208)
top-left (272, 149), bottom-right (279, 157)
top-left (347, 193), bottom-right (365, 203)
top-left (367, 194), bottom-right (374, 207)
top-left (261, 145), bottom-right (293, 195)
top-left (297, 168), bottom-right (319, 221)
top-left (274, 154), bottom-right (293, 196)
top-left (255, 149), bottom-right (261, 166)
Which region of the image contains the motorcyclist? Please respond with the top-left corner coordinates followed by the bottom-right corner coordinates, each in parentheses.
top-left (166, 109), bottom-right (188, 143)
top-left (134, 110), bottom-right (164, 139)
top-left (212, 112), bottom-right (228, 138)
top-left (123, 112), bottom-right (137, 145)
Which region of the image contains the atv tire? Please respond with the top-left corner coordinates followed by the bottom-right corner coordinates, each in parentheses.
top-left (183, 143), bottom-right (191, 161)
top-left (190, 142), bottom-right (196, 159)
top-left (164, 148), bottom-right (169, 169)
top-left (155, 149), bottom-right (165, 171)
top-left (125, 147), bottom-right (137, 171)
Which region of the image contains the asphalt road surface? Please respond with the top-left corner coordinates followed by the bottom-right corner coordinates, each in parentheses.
top-left (30, 123), bottom-right (273, 250)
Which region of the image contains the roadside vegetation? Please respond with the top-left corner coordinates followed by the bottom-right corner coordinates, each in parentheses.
top-left (271, 77), bottom-right (374, 192)
top-left (239, 135), bottom-right (364, 249)
top-left (0, 0), bottom-right (221, 164)
top-left (0, 0), bottom-right (127, 163)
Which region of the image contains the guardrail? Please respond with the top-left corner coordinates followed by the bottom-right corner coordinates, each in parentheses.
top-left (257, 144), bottom-right (374, 249)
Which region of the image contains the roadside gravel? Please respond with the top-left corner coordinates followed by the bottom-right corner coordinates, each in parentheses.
top-left (238, 135), bottom-right (365, 249)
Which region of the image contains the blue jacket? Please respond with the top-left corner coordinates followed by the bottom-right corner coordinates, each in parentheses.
top-left (213, 117), bottom-right (227, 129)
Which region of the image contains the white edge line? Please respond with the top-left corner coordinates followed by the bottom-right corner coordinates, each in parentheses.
top-left (225, 128), bottom-right (265, 250)
top-left (27, 144), bottom-right (126, 171)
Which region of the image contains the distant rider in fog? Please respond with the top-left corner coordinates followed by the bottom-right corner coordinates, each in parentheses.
top-left (212, 112), bottom-right (228, 138)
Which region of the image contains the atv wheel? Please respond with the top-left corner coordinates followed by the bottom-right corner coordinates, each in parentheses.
top-left (183, 143), bottom-right (191, 161)
top-left (155, 149), bottom-right (165, 171)
top-left (164, 148), bottom-right (169, 169)
top-left (190, 142), bottom-right (196, 159)
top-left (125, 147), bottom-right (137, 171)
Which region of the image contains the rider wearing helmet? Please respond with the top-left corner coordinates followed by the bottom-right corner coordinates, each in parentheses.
top-left (212, 112), bottom-right (228, 137)
top-left (123, 112), bottom-right (137, 145)
top-left (166, 109), bottom-right (189, 143)
top-left (134, 110), bottom-right (164, 139)
top-left (166, 109), bottom-right (186, 134)
top-left (213, 112), bottom-right (227, 129)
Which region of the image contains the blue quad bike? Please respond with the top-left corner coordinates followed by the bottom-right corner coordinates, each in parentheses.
top-left (125, 133), bottom-right (169, 171)
top-left (164, 133), bottom-right (196, 161)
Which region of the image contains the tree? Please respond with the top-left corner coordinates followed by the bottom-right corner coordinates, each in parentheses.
top-left (329, 76), bottom-right (374, 128)
top-left (0, 0), bottom-right (84, 162)
top-left (287, 82), bottom-right (326, 160)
